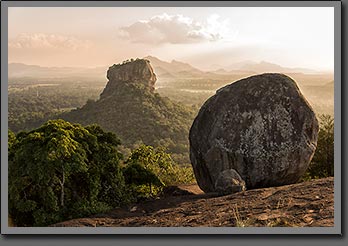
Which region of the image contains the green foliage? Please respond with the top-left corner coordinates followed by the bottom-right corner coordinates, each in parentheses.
top-left (122, 145), bottom-right (169, 198)
top-left (123, 163), bottom-right (163, 186)
top-left (125, 145), bottom-right (174, 184)
top-left (8, 119), bottom-right (129, 226)
top-left (122, 144), bottom-right (196, 199)
top-left (8, 130), bottom-right (17, 151)
top-left (169, 164), bottom-right (196, 185)
top-left (8, 119), bottom-right (196, 226)
top-left (122, 163), bottom-right (164, 199)
top-left (61, 81), bottom-right (195, 165)
top-left (302, 114), bottom-right (334, 180)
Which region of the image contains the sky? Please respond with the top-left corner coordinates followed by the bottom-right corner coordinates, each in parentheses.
top-left (8, 7), bottom-right (334, 71)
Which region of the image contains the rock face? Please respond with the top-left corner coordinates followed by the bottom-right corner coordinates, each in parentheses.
top-left (189, 73), bottom-right (319, 193)
top-left (100, 59), bottom-right (157, 99)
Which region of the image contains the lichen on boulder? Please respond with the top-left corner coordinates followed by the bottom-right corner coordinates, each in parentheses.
top-left (189, 73), bottom-right (319, 193)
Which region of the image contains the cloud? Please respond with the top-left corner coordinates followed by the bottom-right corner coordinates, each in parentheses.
top-left (118, 13), bottom-right (229, 44)
top-left (9, 33), bottom-right (92, 50)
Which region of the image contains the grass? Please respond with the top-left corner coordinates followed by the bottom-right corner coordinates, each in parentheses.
top-left (266, 217), bottom-right (299, 227)
top-left (232, 204), bottom-right (252, 227)
top-left (231, 201), bottom-right (299, 227)
top-left (276, 197), bottom-right (293, 210)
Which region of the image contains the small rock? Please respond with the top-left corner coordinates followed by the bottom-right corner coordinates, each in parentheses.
top-left (214, 169), bottom-right (246, 195)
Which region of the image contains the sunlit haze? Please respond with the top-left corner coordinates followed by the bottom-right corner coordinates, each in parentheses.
top-left (8, 7), bottom-right (334, 72)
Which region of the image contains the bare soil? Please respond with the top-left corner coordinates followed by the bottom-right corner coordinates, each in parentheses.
top-left (51, 177), bottom-right (334, 227)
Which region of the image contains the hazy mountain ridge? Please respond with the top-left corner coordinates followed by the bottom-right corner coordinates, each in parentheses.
top-left (144, 56), bottom-right (201, 73)
top-left (8, 62), bottom-right (107, 79)
top-left (9, 56), bottom-right (329, 80)
top-left (143, 56), bottom-right (205, 79)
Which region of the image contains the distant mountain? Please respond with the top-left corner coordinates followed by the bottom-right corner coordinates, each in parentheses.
top-left (213, 68), bottom-right (228, 74)
top-left (225, 61), bottom-right (318, 74)
top-left (8, 58), bottom-right (322, 81)
top-left (144, 56), bottom-right (205, 78)
top-left (144, 56), bottom-right (323, 81)
top-left (225, 60), bottom-right (258, 71)
top-left (8, 63), bottom-right (107, 79)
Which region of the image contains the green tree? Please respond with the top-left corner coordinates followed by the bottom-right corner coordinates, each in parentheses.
top-left (304, 114), bottom-right (334, 179)
top-left (85, 124), bottom-right (130, 207)
top-left (125, 144), bottom-right (175, 184)
top-left (123, 144), bottom-right (175, 197)
top-left (8, 119), bottom-right (128, 226)
top-left (122, 144), bottom-right (196, 198)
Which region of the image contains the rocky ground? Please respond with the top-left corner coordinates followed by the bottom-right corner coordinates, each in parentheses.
top-left (51, 177), bottom-right (334, 227)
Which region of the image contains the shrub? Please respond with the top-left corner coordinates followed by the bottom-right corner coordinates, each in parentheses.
top-left (123, 162), bottom-right (164, 199)
top-left (122, 144), bottom-right (196, 199)
top-left (302, 114), bottom-right (334, 180)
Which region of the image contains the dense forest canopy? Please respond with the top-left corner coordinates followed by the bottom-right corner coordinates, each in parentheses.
top-left (8, 119), bottom-right (194, 226)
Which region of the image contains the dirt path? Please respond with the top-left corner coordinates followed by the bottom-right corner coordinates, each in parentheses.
top-left (52, 177), bottom-right (334, 227)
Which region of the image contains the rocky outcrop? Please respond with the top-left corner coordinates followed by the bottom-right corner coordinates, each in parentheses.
top-left (100, 59), bottom-right (157, 99)
top-left (189, 73), bottom-right (319, 193)
top-left (60, 59), bottom-right (194, 157)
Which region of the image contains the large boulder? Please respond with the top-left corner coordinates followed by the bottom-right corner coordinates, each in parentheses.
top-left (189, 73), bottom-right (319, 193)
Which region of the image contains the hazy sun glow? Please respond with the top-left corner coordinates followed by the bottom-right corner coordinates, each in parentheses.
top-left (8, 7), bottom-right (334, 71)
